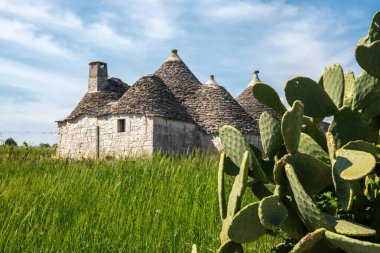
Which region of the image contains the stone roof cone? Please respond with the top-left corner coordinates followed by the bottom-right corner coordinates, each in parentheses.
top-left (115, 74), bottom-right (191, 122)
top-left (193, 75), bottom-right (259, 134)
top-left (154, 49), bottom-right (201, 117)
top-left (236, 70), bottom-right (279, 122)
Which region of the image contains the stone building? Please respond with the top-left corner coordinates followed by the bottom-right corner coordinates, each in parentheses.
top-left (57, 50), bottom-right (271, 158)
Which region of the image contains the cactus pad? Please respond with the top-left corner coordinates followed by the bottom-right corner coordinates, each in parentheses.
top-left (280, 197), bottom-right (308, 240)
top-left (258, 195), bottom-right (288, 230)
top-left (259, 112), bottom-right (283, 159)
top-left (343, 71), bottom-right (355, 106)
top-left (282, 100), bottom-right (304, 154)
top-left (352, 71), bottom-right (380, 110)
top-left (218, 152), bottom-right (227, 220)
top-left (252, 82), bottom-right (287, 115)
top-left (335, 148), bottom-right (376, 181)
top-left (285, 77), bottom-right (337, 118)
top-left (324, 213), bottom-right (376, 236)
top-left (299, 132), bottom-right (330, 164)
top-left (332, 159), bottom-right (354, 211)
top-left (323, 64), bottom-right (345, 108)
top-left (369, 11), bottom-right (380, 42)
top-left (342, 140), bottom-right (379, 160)
top-left (290, 228), bottom-right (326, 253)
top-left (355, 37), bottom-right (380, 79)
top-left (227, 151), bottom-right (249, 217)
top-left (285, 164), bottom-right (332, 231)
top-left (286, 153), bottom-right (332, 196)
top-left (217, 240), bottom-right (243, 253)
top-left (219, 125), bottom-right (250, 168)
top-left (329, 106), bottom-right (378, 148)
top-left (325, 231), bottom-right (380, 253)
top-left (227, 202), bottom-right (267, 243)
top-left (302, 116), bottom-right (328, 150)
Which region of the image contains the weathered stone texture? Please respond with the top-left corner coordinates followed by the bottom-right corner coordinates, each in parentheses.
top-left (57, 114), bottom-right (154, 158)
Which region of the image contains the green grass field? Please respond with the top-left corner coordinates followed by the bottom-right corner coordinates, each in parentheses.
top-left (0, 147), bottom-right (281, 252)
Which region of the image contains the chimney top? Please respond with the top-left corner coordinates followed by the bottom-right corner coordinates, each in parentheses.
top-left (248, 70), bottom-right (261, 87)
top-left (165, 49), bottom-right (181, 62)
top-left (205, 75), bottom-right (219, 86)
top-left (89, 61), bottom-right (107, 66)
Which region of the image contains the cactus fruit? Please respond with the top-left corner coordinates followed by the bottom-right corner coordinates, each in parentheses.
top-left (325, 231), bottom-right (380, 253)
top-left (227, 202), bottom-right (267, 243)
top-left (290, 228), bottom-right (326, 253)
top-left (281, 100), bottom-right (304, 154)
top-left (323, 64), bottom-right (345, 108)
top-left (252, 82), bottom-right (287, 115)
top-left (285, 164), bottom-right (333, 231)
top-left (335, 148), bottom-right (376, 181)
top-left (259, 112), bottom-right (283, 159)
top-left (285, 77), bottom-right (337, 118)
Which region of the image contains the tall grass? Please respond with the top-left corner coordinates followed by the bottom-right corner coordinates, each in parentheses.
top-left (0, 147), bottom-right (281, 252)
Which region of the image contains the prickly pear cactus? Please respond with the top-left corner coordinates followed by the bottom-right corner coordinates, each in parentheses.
top-left (214, 10), bottom-right (380, 253)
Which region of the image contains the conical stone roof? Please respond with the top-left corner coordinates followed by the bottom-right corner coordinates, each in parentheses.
top-left (154, 49), bottom-right (201, 116)
top-left (65, 78), bottom-right (129, 121)
top-left (115, 74), bottom-right (192, 122)
top-left (236, 71), bottom-right (279, 122)
top-left (193, 75), bottom-right (259, 134)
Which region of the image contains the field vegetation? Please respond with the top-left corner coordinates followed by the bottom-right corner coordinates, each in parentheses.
top-left (0, 146), bottom-right (281, 252)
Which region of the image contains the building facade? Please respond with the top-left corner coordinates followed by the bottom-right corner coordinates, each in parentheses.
top-left (57, 50), bottom-right (269, 158)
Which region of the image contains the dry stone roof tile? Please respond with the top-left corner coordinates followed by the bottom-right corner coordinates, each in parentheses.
top-left (65, 78), bottom-right (128, 120)
top-left (115, 74), bottom-right (192, 122)
top-left (236, 71), bottom-right (280, 121)
top-left (193, 76), bottom-right (259, 134)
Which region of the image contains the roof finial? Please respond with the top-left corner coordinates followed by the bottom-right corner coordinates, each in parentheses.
top-left (248, 70), bottom-right (261, 87)
top-left (205, 74), bottom-right (219, 86)
top-left (166, 49), bottom-right (181, 62)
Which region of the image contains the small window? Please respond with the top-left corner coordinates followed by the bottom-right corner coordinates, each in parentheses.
top-left (117, 119), bottom-right (126, 132)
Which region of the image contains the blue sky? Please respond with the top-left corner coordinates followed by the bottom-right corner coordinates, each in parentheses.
top-left (0, 0), bottom-right (378, 145)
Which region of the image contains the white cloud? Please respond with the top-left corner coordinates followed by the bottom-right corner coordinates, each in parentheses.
top-left (0, 18), bottom-right (74, 58)
top-left (204, 0), bottom-right (296, 22)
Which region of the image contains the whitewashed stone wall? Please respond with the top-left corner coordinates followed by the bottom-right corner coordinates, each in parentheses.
top-left (57, 113), bottom-right (262, 158)
top-left (57, 115), bottom-right (98, 158)
top-left (152, 117), bottom-right (200, 154)
top-left (57, 114), bottom-right (154, 158)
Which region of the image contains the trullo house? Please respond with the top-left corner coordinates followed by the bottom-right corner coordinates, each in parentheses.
top-left (57, 50), bottom-right (272, 158)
